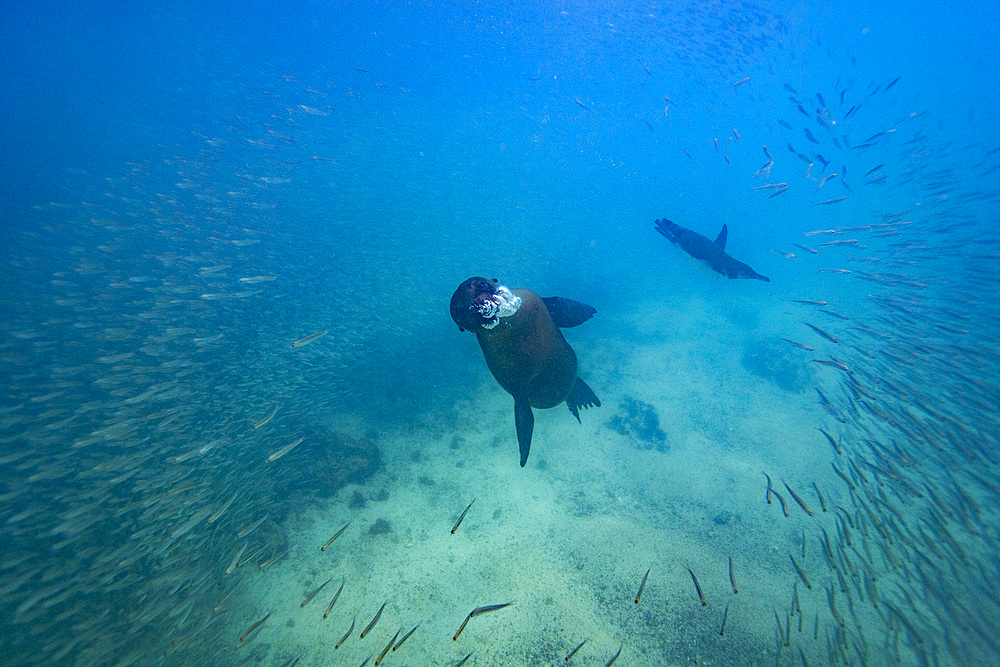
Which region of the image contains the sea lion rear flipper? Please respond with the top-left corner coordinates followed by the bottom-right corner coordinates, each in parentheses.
top-left (541, 296), bottom-right (596, 328)
top-left (654, 218), bottom-right (680, 243)
top-left (566, 377), bottom-right (601, 423)
top-left (514, 398), bottom-right (534, 467)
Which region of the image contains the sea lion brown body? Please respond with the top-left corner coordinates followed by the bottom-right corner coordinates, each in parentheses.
top-left (654, 219), bottom-right (770, 282)
top-left (479, 288), bottom-right (576, 409)
top-left (450, 277), bottom-right (599, 467)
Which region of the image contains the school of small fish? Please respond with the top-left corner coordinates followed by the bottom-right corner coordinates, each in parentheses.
top-left (1, 3), bottom-right (999, 666)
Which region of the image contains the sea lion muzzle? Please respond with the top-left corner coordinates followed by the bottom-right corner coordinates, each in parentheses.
top-left (473, 285), bottom-right (521, 329)
top-left (450, 277), bottom-right (521, 332)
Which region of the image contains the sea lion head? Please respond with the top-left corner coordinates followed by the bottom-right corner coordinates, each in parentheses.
top-left (450, 277), bottom-right (522, 332)
top-left (729, 261), bottom-right (771, 282)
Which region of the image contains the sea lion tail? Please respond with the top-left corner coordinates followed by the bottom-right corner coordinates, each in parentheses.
top-left (514, 398), bottom-right (534, 467)
top-left (654, 218), bottom-right (681, 243)
top-left (566, 378), bottom-right (601, 423)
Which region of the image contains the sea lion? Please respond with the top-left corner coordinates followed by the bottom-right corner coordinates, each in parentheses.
top-left (450, 277), bottom-right (600, 467)
top-left (654, 219), bottom-right (770, 281)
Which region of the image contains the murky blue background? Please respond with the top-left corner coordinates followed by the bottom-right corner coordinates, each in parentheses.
top-left (2, 0), bottom-right (998, 664)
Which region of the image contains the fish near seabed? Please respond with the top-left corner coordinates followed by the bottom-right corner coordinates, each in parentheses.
top-left (450, 278), bottom-right (600, 467)
top-left (654, 219), bottom-right (770, 282)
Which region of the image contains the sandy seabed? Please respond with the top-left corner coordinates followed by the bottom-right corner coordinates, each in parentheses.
top-left (228, 298), bottom-right (849, 666)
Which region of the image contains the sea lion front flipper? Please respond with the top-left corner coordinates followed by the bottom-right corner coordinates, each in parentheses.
top-left (541, 296), bottom-right (596, 328)
top-left (714, 224), bottom-right (728, 249)
top-left (514, 398), bottom-right (534, 467)
top-left (566, 377), bottom-right (601, 423)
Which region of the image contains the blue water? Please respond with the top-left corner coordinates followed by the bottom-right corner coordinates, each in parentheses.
top-left (2, 0), bottom-right (999, 664)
